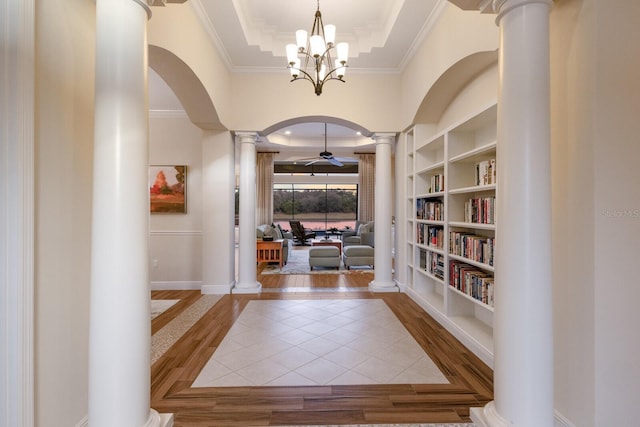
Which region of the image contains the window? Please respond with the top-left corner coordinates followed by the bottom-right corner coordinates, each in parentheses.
top-left (273, 184), bottom-right (357, 232)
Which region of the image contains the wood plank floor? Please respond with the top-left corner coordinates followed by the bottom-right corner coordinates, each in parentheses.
top-left (151, 263), bottom-right (493, 426)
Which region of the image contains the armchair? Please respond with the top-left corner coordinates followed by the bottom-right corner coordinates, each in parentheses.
top-left (289, 220), bottom-right (316, 245)
top-left (256, 224), bottom-right (293, 264)
top-left (343, 221), bottom-right (375, 247)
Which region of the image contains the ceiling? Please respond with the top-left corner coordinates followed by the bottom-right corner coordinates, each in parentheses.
top-left (150, 0), bottom-right (444, 156)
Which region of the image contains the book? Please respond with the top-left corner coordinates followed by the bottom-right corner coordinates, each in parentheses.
top-left (449, 260), bottom-right (495, 307)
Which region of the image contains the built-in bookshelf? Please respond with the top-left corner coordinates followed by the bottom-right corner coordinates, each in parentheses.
top-left (403, 103), bottom-right (497, 367)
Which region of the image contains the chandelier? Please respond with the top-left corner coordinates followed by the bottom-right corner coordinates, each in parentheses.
top-left (286, 1), bottom-right (349, 96)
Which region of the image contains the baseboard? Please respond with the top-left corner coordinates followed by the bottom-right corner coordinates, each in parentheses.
top-left (471, 405), bottom-right (575, 427)
top-left (554, 409), bottom-right (576, 427)
top-left (201, 280), bottom-right (235, 294)
top-left (150, 281), bottom-right (202, 291)
top-left (394, 279), bottom-right (407, 292)
top-left (75, 412), bottom-right (173, 427)
top-left (403, 286), bottom-right (494, 368)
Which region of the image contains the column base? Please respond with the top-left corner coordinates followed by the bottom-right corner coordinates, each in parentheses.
top-left (145, 409), bottom-right (174, 427)
top-left (470, 402), bottom-right (508, 427)
top-left (368, 280), bottom-right (399, 293)
top-left (232, 282), bottom-right (262, 294)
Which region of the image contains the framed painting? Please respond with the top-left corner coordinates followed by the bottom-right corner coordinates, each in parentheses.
top-left (149, 165), bottom-right (187, 213)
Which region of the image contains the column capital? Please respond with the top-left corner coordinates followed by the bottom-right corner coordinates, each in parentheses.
top-left (372, 132), bottom-right (397, 144)
top-left (235, 131), bottom-right (259, 144)
top-left (148, 0), bottom-right (188, 5)
top-left (130, 0), bottom-right (152, 19)
top-left (448, 0), bottom-right (552, 16)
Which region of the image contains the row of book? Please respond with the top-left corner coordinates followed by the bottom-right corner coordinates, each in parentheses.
top-left (449, 231), bottom-right (495, 266)
top-left (420, 250), bottom-right (445, 280)
top-left (475, 159), bottom-right (496, 186)
top-left (464, 196), bottom-right (496, 224)
top-left (417, 224), bottom-right (444, 248)
top-left (416, 198), bottom-right (444, 221)
top-left (429, 174), bottom-right (445, 193)
top-left (449, 261), bottom-right (495, 307)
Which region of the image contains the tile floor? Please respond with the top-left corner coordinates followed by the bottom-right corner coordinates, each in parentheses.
top-left (192, 298), bottom-right (449, 387)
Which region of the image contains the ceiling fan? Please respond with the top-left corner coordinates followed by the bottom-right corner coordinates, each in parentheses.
top-left (299, 123), bottom-right (348, 167)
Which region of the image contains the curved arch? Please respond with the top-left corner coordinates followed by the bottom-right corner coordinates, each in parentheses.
top-left (412, 50), bottom-right (498, 125)
top-left (261, 116), bottom-right (374, 138)
top-left (148, 45), bottom-right (225, 130)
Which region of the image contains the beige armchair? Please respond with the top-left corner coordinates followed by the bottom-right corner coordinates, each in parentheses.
top-left (343, 221), bottom-right (375, 247)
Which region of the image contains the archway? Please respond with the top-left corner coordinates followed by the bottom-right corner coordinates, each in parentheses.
top-left (148, 45), bottom-right (225, 131)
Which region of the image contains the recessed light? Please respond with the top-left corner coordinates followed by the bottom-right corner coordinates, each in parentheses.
top-left (285, 131), bottom-right (292, 135)
top-left (356, 131), bottom-right (361, 136)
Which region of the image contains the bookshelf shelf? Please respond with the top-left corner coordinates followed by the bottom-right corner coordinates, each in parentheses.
top-left (449, 141), bottom-right (497, 163)
top-left (416, 161), bottom-right (445, 175)
top-left (448, 221), bottom-right (496, 231)
top-left (416, 191), bottom-right (445, 199)
top-left (449, 184), bottom-right (496, 195)
top-left (416, 243), bottom-right (445, 255)
top-left (449, 284), bottom-right (495, 312)
top-left (417, 219), bottom-right (445, 226)
top-left (449, 250), bottom-right (495, 271)
top-left (402, 103), bottom-right (497, 368)
top-left (416, 267), bottom-right (445, 285)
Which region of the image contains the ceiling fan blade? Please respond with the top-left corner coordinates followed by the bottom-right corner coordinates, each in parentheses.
top-left (304, 159), bottom-right (320, 166)
top-left (334, 156), bottom-right (354, 162)
top-left (327, 157), bottom-right (344, 167)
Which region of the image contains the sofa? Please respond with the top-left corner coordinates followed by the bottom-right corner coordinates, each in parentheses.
top-left (256, 224), bottom-right (293, 265)
top-left (343, 221), bottom-right (375, 247)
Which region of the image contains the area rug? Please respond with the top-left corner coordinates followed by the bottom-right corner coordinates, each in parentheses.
top-left (274, 424), bottom-right (473, 427)
top-left (150, 299), bottom-right (179, 319)
top-left (262, 247), bottom-right (373, 275)
top-left (192, 299), bottom-right (448, 388)
top-left (151, 294), bottom-right (222, 365)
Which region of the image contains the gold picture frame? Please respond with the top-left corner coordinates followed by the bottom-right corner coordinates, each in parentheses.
top-left (149, 165), bottom-right (187, 213)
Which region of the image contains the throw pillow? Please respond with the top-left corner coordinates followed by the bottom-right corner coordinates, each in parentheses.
top-left (271, 225), bottom-right (283, 240)
top-left (357, 223), bottom-right (369, 235)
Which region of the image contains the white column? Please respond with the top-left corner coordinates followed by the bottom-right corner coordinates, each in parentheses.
top-left (234, 132), bottom-right (262, 293)
top-left (89, 1), bottom-right (170, 426)
top-left (459, 0), bottom-right (555, 426)
top-left (369, 133), bottom-right (397, 292)
top-left (202, 130), bottom-right (236, 294)
top-left (1, 1), bottom-right (35, 426)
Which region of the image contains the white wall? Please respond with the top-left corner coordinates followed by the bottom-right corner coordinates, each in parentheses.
top-left (34, 0), bottom-right (95, 425)
top-left (149, 114), bottom-right (205, 288)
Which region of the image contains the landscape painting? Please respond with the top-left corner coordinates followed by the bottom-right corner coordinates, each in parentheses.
top-left (149, 165), bottom-right (187, 213)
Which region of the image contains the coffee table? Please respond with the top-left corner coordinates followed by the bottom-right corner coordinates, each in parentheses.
top-left (311, 238), bottom-right (342, 253)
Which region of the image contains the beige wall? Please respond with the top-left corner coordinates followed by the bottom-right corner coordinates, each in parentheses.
top-left (436, 64), bottom-right (498, 133)
top-left (147, 4), bottom-right (499, 136)
top-left (589, 1), bottom-right (640, 425)
top-left (551, 0), bottom-right (640, 425)
top-left (399, 3), bottom-right (498, 129)
top-left (149, 114), bottom-right (205, 286)
top-left (34, 0), bottom-right (95, 425)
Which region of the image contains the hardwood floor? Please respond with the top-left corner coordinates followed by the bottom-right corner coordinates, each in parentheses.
top-left (151, 266), bottom-right (493, 426)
